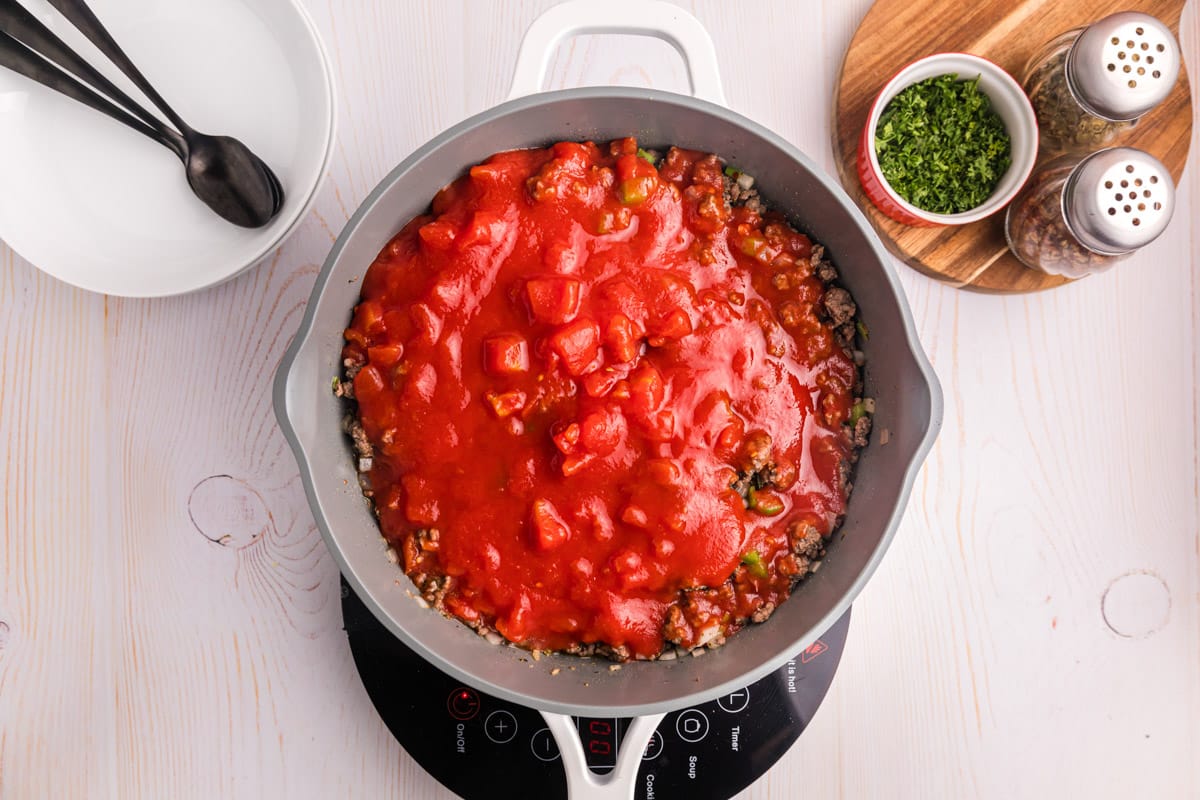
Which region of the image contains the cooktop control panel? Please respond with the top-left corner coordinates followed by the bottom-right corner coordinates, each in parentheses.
top-left (343, 580), bottom-right (849, 800)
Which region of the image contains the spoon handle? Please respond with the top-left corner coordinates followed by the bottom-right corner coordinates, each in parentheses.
top-left (44, 0), bottom-right (190, 134)
top-left (0, 28), bottom-right (176, 153)
top-left (0, 0), bottom-right (185, 158)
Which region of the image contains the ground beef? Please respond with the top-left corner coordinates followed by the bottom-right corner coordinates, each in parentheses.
top-left (823, 287), bottom-right (856, 326)
top-left (834, 321), bottom-right (858, 350)
top-left (663, 582), bottom-right (740, 650)
top-left (813, 245), bottom-right (838, 283)
top-left (838, 459), bottom-right (854, 496)
top-left (594, 643), bottom-right (632, 663)
top-left (343, 416), bottom-right (372, 459)
top-left (788, 521), bottom-right (824, 559)
top-left (750, 602), bottom-right (776, 624)
top-left (739, 430), bottom-right (773, 473)
top-left (851, 412), bottom-right (872, 448)
top-left (722, 171), bottom-right (765, 214)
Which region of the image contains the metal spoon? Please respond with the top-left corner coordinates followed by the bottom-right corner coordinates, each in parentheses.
top-left (0, 30), bottom-right (184, 156)
top-left (44, 0), bottom-right (285, 228)
top-left (0, 0), bottom-right (184, 156)
top-left (0, 24), bottom-right (280, 228)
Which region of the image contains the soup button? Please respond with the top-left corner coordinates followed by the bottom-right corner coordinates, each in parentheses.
top-left (675, 709), bottom-right (709, 743)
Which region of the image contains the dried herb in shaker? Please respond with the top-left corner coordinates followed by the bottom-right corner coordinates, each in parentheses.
top-left (1025, 33), bottom-right (1132, 150)
top-left (1005, 147), bottom-right (1175, 278)
top-left (1023, 13), bottom-right (1181, 153)
top-left (1005, 157), bottom-right (1106, 276)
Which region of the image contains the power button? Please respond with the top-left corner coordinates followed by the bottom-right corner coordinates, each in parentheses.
top-left (447, 688), bottom-right (481, 721)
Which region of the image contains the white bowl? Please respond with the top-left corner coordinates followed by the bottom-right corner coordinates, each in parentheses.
top-left (0, 0), bottom-right (336, 297)
top-left (858, 52), bottom-right (1038, 226)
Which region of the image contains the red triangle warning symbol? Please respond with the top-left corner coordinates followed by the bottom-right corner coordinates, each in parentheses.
top-left (800, 639), bottom-right (828, 664)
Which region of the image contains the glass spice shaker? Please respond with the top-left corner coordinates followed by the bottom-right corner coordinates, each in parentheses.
top-left (1005, 147), bottom-right (1175, 278)
top-left (1023, 12), bottom-right (1181, 153)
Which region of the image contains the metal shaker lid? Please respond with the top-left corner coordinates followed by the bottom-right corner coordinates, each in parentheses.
top-left (1063, 147), bottom-right (1175, 255)
top-left (1066, 12), bottom-right (1180, 121)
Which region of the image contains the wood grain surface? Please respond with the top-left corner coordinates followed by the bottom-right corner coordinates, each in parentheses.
top-left (1, 1), bottom-right (1199, 799)
top-left (833, 0), bottom-right (1194, 292)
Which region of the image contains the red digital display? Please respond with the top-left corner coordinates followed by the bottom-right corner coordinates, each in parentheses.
top-left (578, 718), bottom-right (618, 770)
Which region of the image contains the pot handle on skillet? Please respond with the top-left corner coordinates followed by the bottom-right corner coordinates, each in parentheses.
top-left (541, 711), bottom-right (667, 799)
top-left (507, 0), bottom-right (727, 106)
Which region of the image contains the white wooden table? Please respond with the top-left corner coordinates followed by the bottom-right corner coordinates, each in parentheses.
top-left (2, 2), bottom-right (1198, 798)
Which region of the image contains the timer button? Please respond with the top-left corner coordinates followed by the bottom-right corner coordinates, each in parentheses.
top-left (484, 710), bottom-right (518, 744)
top-left (446, 688), bottom-right (481, 721)
top-left (716, 688), bottom-right (750, 713)
top-left (675, 709), bottom-right (709, 743)
top-left (530, 727), bottom-right (560, 762)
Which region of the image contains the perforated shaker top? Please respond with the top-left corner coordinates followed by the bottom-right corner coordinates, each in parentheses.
top-left (1063, 147), bottom-right (1175, 255)
top-left (1066, 12), bottom-right (1180, 121)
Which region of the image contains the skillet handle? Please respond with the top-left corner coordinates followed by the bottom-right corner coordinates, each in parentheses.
top-left (541, 711), bottom-right (666, 799)
top-left (507, 0), bottom-right (726, 106)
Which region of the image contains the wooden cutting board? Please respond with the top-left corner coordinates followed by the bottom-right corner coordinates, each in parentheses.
top-left (832, 0), bottom-right (1193, 293)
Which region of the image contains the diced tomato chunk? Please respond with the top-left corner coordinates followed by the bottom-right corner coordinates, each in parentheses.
top-left (526, 278), bottom-right (583, 324)
top-left (604, 313), bottom-right (642, 363)
top-left (353, 364), bottom-right (386, 399)
top-left (418, 219), bottom-right (457, 249)
top-left (469, 163), bottom-right (503, 183)
top-left (715, 418), bottom-right (746, 461)
top-left (382, 310), bottom-right (408, 336)
top-left (612, 548), bottom-right (643, 572)
top-left (401, 533), bottom-right (421, 572)
top-left (483, 333), bottom-right (529, 375)
top-left (561, 453), bottom-right (597, 477)
top-left (548, 319), bottom-right (601, 375)
top-left (485, 390), bottom-right (526, 418)
top-left (579, 408), bottom-right (625, 455)
top-left (552, 422), bottom-right (581, 454)
top-left (531, 499), bottom-right (571, 551)
top-left (648, 309), bottom-right (692, 344)
top-left (498, 590), bottom-right (533, 641)
top-left (646, 458), bottom-right (681, 485)
top-left (459, 211), bottom-right (507, 248)
top-left (582, 369), bottom-right (623, 398)
top-left (402, 474), bottom-right (439, 525)
top-left (352, 300), bottom-right (386, 336)
top-left (647, 410), bottom-right (676, 442)
top-left (368, 343), bottom-right (404, 367)
top-left (609, 137), bottom-right (638, 157)
top-left (551, 140), bottom-right (593, 167)
top-left (626, 362), bottom-right (665, 414)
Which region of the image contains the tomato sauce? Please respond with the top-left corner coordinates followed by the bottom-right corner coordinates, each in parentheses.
top-left (343, 139), bottom-right (859, 659)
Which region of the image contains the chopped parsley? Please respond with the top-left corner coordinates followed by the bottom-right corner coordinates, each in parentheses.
top-left (874, 74), bottom-right (1011, 214)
